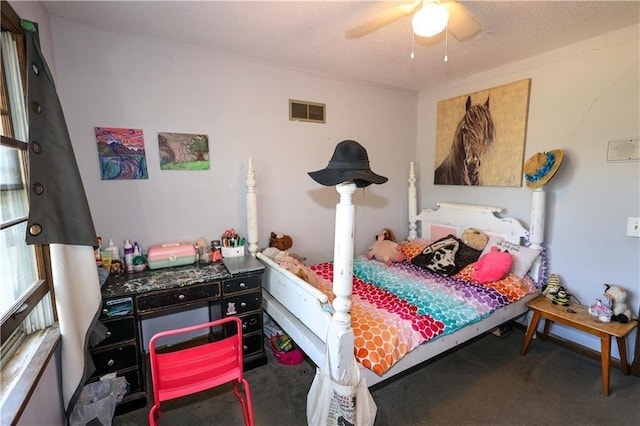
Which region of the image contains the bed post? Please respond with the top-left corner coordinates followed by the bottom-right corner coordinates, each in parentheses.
top-left (246, 157), bottom-right (258, 256)
top-left (529, 187), bottom-right (545, 250)
top-left (408, 162), bottom-right (418, 241)
top-left (328, 182), bottom-right (357, 383)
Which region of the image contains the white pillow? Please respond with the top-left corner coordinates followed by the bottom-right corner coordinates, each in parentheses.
top-left (480, 236), bottom-right (541, 278)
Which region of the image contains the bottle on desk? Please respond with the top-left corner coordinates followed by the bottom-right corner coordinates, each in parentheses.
top-left (106, 239), bottom-right (120, 261)
top-left (124, 239), bottom-right (134, 272)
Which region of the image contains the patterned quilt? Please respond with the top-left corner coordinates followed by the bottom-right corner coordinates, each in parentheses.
top-left (309, 255), bottom-right (535, 376)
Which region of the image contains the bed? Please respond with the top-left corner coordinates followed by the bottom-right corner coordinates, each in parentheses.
top-left (245, 159), bottom-right (545, 387)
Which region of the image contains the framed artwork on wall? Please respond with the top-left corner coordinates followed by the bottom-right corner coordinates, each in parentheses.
top-left (95, 127), bottom-right (148, 180)
top-left (158, 132), bottom-right (210, 170)
top-left (434, 79), bottom-right (531, 186)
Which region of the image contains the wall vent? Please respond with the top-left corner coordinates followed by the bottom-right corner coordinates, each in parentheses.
top-left (289, 99), bottom-right (325, 123)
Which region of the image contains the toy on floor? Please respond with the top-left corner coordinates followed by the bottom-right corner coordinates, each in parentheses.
top-left (542, 273), bottom-right (570, 306)
top-left (588, 298), bottom-right (613, 322)
top-left (367, 228), bottom-right (405, 265)
top-left (604, 284), bottom-right (634, 323)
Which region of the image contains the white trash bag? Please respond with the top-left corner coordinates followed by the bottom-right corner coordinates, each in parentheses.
top-left (69, 373), bottom-right (128, 426)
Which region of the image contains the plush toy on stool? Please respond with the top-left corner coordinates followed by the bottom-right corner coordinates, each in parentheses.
top-left (542, 273), bottom-right (570, 306)
top-left (604, 284), bottom-right (634, 323)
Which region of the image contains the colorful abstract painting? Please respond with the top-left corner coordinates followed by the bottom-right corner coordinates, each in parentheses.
top-left (95, 127), bottom-right (148, 180)
top-left (158, 132), bottom-right (210, 170)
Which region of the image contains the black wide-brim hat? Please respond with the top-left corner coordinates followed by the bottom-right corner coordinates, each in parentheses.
top-left (308, 140), bottom-right (388, 188)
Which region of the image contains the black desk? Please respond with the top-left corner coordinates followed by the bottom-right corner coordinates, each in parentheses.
top-left (92, 261), bottom-right (266, 414)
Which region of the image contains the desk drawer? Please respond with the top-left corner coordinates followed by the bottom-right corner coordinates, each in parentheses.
top-left (223, 275), bottom-right (260, 295)
top-left (94, 317), bottom-right (136, 348)
top-left (225, 312), bottom-right (262, 335)
top-left (242, 333), bottom-right (263, 356)
top-left (100, 297), bottom-right (134, 319)
top-left (137, 282), bottom-right (220, 313)
top-left (91, 344), bottom-right (138, 376)
top-left (224, 292), bottom-right (261, 316)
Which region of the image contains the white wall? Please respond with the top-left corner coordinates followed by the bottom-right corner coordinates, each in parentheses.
top-left (49, 17), bottom-right (417, 265)
top-left (417, 24), bottom-right (640, 358)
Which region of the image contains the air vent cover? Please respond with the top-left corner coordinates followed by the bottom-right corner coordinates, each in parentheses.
top-left (289, 99), bottom-right (325, 123)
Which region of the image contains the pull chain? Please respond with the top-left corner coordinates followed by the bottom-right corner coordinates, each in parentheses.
top-left (410, 32), bottom-right (415, 59)
top-left (444, 25), bottom-right (449, 62)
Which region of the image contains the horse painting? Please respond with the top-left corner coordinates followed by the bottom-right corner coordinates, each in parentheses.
top-left (434, 96), bottom-right (495, 185)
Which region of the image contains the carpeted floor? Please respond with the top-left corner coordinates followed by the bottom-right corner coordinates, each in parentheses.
top-left (113, 328), bottom-right (640, 425)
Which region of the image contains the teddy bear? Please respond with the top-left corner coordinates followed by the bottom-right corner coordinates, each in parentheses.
top-left (461, 228), bottom-right (489, 251)
top-left (603, 284), bottom-right (634, 323)
top-left (367, 229), bottom-right (405, 265)
top-left (269, 231), bottom-right (293, 251)
top-left (472, 246), bottom-right (512, 283)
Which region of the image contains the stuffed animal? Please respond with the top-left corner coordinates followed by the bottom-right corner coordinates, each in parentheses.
top-left (588, 298), bottom-right (613, 323)
top-left (461, 228), bottom-right (489, 251)
top-left (269, 232), bottom-right (293, 251)
top-left (604, 284), bottom-right (634, 323)
top-left (472, 246), bottom-right (512, 283)
top-left (542, 273), bottom-right (570, 306)
top-left (367, 230), bottom-right (405, 265)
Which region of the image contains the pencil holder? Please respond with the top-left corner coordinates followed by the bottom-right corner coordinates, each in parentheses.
top-left (221, 245), bottom-right (245, 258)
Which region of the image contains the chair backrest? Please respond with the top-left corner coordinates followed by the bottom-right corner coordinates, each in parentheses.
top-left (149, 316), bottom-right (245, 403)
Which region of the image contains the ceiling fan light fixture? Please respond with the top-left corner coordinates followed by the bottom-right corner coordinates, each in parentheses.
top-left (412, 4), bottom-right (449, 37)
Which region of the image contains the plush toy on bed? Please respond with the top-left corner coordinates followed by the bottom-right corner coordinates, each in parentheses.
top-left (472, 246), bottom-right (512, 283)
top-left (261, 247), bottom-right (318, 286)
top-left (367, 229), bottom-right (405, 265)
top-left (269, 232), bottom-right (293, 251)
top-left (604, 284), bottom-right (634, 323)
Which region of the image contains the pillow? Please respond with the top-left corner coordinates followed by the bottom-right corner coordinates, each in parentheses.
top-left (398, 238), bottom-right (430, 261)
top-left (480, 236), bottom-right (541, 278)
top-left (411, 235), bottom-right (482, 276)
top-left (472, 247), bottom-right (513, 283)
top-left (461, 228), bottom-right (489, 251)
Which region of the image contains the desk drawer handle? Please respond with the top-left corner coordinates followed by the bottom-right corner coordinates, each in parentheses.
top-left (243, 345), bottom-right (248, 352)
top-left (107, 359), bottom-right (115, 367)
top-left (178, 294), bottom-right (185, 301)
top-left (240, 302), bottom-right (247, 308)
top-left (242, 323), bottom-right (247, 329)
top-left (102, 308), bottom-right (108, 316)
top-left (239, 282), bottom-right (246, 288)
top-left (105, 331), bottom-right (112, 338)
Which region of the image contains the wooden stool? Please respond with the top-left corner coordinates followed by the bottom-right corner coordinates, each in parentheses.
top-left (521, 296), bottom-right (638, 396)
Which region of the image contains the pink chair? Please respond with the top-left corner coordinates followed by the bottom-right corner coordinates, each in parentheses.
top-left (148, 317), bottom-right (254, 425)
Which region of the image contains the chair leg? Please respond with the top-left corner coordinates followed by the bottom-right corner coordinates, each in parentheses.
top-left (148, 405), bottom-right (160, 426)
top-left (233, 379), bottom-right (254, 426)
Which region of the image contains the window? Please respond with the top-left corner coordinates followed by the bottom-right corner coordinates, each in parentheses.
top-left (1, 1), bottom-right (55, 365)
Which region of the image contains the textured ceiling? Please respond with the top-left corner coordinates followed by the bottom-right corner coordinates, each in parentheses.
top-left (43, 1), bottom-right (640, 91)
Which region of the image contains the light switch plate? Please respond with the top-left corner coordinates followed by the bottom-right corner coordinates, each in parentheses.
top-left (627, 217), bottom-right (640, 237)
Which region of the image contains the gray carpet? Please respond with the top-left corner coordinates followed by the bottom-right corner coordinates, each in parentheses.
top-left (113, 328), bottom-right (640, 425)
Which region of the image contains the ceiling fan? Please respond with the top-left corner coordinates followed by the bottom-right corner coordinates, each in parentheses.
top-left (345, 0), bottom-right (481, 41)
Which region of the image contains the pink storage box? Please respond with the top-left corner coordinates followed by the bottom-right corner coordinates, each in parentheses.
top-left (147, 242), bottom-right (196, 270)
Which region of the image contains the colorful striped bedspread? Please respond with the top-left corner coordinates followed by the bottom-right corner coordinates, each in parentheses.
top-left (309, 255), bottom-right (536, 376)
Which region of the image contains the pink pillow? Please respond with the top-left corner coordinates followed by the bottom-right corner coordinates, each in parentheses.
top-left (472, 247), bottom-right (512, 283)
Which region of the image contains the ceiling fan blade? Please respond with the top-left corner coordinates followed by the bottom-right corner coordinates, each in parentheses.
top-left (443, 2), bottom-right (481, 41)
top-left (345, 0), bottom-right (421, 39)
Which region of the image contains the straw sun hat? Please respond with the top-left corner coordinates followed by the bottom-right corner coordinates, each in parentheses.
top-left (308, 140), bottom-right (388, 188)
top-left (523, 149), bottom-right (564, 189)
